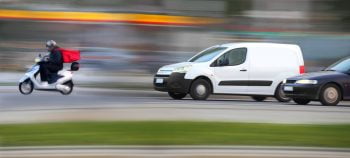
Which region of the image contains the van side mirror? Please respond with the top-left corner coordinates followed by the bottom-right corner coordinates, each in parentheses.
top-left (219, 58), bottom-right (229, 66)
top-left (211, 57), bottom-right (229, 67)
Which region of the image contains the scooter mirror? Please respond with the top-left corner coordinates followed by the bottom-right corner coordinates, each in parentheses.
top-left (38, 54), bottom-right (42, 58)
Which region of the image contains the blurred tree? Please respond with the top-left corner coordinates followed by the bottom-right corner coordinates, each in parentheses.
top-left (325, 0), bottom-right (350, 31)
top-left (225, 0), bottom-right (251, 16)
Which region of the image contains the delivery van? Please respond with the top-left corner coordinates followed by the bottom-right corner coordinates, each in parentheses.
top-left (154, 43), bottom-right (305, 102)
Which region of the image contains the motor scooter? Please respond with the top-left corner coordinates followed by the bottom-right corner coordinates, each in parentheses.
top-left (19, 54), bottom-right (79, 95)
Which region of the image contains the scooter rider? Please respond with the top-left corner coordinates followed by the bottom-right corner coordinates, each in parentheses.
top-left (39, 40), bottom-right (63, 86)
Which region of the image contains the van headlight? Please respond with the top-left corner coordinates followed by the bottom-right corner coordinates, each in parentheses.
top-left (296, 79), bottom-right (318, 84)
top-left (282, 79), bottom-right (287, 84)
top-left (173, 65), bottom-right (192, 73)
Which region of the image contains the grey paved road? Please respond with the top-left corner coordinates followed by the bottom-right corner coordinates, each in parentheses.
top-left (1, 87), bottom-right (350, 124)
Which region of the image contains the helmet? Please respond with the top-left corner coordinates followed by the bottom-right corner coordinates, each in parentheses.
top-left (46, 40), bottom-right (57, 49)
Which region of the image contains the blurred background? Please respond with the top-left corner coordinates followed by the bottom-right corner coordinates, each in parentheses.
top-left (1, 0), bottom-right (350, 88)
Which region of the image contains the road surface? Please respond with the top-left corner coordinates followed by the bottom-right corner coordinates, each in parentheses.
top-left (1, 86), bottom-right (350, 124)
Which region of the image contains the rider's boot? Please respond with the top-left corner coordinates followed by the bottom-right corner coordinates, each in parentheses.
top-left (41, 81), bottom-right (49, 87)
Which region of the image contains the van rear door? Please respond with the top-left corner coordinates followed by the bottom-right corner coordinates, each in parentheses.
top-left (247, 46), bottom-right (300, 95)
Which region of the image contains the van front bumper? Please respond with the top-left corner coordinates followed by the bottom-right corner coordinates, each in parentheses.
top-left (153, 72), bottom-right (192, 93)
top-left (283, 84), bottom-right (321, 100)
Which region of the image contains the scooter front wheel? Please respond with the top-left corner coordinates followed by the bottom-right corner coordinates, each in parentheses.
top-left (60, 81), bottom-right (74, 95)
top-left (19, 79), bottom-right (34, 95)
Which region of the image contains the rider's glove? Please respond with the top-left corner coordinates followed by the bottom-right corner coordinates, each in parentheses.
top-left (43, 56), bottom-right (50, 62)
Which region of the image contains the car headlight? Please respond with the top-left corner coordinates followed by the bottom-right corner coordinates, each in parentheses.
top-left (296, 79), bottom-right (318, 84)
top-left (157, 69), bottom-right (172, 75)
top-left (173, 65), bottom-right (192, 73)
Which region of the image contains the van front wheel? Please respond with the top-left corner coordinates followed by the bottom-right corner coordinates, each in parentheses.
top-left (168, 92), bottom-right (187, 100)
top-left (190, 79), bottom-right (211, 100)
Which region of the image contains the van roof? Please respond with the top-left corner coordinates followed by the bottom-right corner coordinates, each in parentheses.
top-left (219, 42), bottom-right (300, 49)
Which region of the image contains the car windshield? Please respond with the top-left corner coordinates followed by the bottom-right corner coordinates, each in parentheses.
top-left (325, 57), bottom-right (350, 73)
top-left (189, 47), bottom-right (227, 63)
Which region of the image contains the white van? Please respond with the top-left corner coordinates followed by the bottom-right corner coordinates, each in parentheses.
top-left (154, 43), bottom-right (305, 102)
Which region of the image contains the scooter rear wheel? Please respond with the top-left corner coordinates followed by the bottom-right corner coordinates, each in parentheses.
top-left (19, 79), bottom-right (34, 95)
top-left (60, 81), bottom-right (74, 95)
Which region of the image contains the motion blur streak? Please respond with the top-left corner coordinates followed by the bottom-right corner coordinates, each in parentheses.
top-left (0, 9), bottom-right (222, 25)
top-left (1, 0), bottom-right (350, 157)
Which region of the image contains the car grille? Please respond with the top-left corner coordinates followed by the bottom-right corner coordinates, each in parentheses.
top-left (286, 80), bottom-right (296, 84)
top-left (155, 74), bottom-right (170, 78)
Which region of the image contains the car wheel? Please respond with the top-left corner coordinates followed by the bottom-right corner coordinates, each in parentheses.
top-left (275, 83), bottom-right (292, 102)
top-left (252, 96), bottom-right (267, 102)
top-left (319, 83), bottom-right (341, 106)
top-left (19, 79), bottom-right (34, 95)
top-left (168, 92), bottom-right (187, 100)
top-left (190, 79), bottom-right (211, 100)
top-left (293, 98), bottom-right (311, 105)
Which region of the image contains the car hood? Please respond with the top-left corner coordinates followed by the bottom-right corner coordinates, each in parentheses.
top-left (288, 71), bottom-right (346, 80)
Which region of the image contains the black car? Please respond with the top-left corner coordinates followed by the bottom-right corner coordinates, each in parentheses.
top-left (283, 57), bottom-right (350, 106)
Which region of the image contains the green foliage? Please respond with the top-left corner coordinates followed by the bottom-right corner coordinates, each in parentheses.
top-left (1, 121), bottom-right (350, 147)
top-left (225, 0), bottom-right (251, 16)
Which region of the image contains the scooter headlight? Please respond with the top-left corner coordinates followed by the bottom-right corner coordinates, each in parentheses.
top-left (296, 79), bottom-right (318, 84)
top-left (173, 65), bottom-right (192, 73)
top-left (34, 57), bottom-right (41, 63)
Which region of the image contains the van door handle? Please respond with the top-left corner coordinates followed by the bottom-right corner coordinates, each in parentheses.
top-left (240, 69), bottom-right (247, 72)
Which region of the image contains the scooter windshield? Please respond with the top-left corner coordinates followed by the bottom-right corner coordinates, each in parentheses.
top-left (26, 65), bottom-right (39, 73)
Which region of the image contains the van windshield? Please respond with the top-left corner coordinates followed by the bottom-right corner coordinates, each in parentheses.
top-left (189, 47), bottom-right (227, 63)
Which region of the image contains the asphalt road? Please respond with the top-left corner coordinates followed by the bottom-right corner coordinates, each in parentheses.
top-left (1, 86), bottom-right (350, 124)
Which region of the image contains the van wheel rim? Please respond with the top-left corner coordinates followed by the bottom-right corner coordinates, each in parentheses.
top-left (324, 87), bottom-right (338, 103)
top-left (21, 82), bottom-right (32, 93)
top-left (196, 84), bottom-right (206, 96)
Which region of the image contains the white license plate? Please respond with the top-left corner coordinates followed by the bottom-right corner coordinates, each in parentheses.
top-left (155, 78), bottom-right (164, 84)
top-left (284, 86), bottom-right (293, 91)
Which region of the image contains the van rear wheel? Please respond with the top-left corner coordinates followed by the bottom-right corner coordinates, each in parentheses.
top-left (275, 83), bottom-right (292, 102)
top-left (168, 92), bottom-right (187, 100)
top-left (190, 79), bottom-right (211, 100)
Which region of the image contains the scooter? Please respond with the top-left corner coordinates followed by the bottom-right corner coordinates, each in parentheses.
top-left (19, 54), bottom-right (79, 95)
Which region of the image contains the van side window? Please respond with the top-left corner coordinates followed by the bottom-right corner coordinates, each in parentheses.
top-left (213, 48), bottom-right (247, 67)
